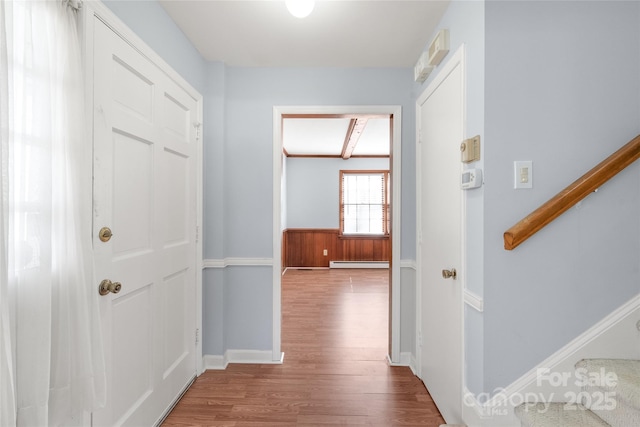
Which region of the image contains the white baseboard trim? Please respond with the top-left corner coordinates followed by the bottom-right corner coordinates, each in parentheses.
top-left (462, 292), bottom-right (640, 426)
top-left (498, 292), bottom-right (640, 400)
top-left (204, 258), bottom-right (415, 269)
top-left (400, 351), bottom-right (413, 367)
top-left (462, 385), bottom-right (508, 426)
top-left (203, 258), bottom-right (273, 268)
top-left (409, 353), bottom-right (418, 376)
top-left (464, 289), bottom-right (484, 312)
top-left (329, 261), bottom-right (389, 269)
top-left (203, 354), bottom-right (226, 370)
top-left (387, 351), bottom-right (413, 367)
top-left (203, 350), bottom-right (285, 370)
top-left (387, 352), bottom-right (418, 377)
top-left (226, 349), bottom-right (285, 364)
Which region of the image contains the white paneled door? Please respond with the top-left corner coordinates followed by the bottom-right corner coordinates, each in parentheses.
top-left (92, 18), bottom-right (198, 426)
top-left (417, 48), bottom-right (464, 424)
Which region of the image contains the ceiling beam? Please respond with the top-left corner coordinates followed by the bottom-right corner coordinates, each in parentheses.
top-left (341, 118), bottom-right (369, 160)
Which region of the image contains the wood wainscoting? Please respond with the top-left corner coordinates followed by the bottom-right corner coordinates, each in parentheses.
top-left (283, 228), bottom-right (390, 268)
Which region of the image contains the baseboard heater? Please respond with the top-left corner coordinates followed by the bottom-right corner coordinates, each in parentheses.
top-left (329, 261), bottom-right (389, 269)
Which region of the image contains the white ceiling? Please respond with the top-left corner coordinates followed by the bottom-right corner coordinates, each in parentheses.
top-left (159, 0), bottom-right (449, 155)
top-left (158, 0), bottom-right (450, 68)
top-left (283, 117), bottom-right (390, 157)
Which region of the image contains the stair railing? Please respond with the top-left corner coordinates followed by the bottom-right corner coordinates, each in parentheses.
top-left (504, 135), bottom-right (640, 250)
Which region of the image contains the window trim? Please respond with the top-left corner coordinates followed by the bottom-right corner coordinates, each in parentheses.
top-left (339, 169), bottom-right (390, 236)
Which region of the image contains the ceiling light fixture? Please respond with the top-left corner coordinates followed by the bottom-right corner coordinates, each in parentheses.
top-left (286, 0), bottom-right (315, 18)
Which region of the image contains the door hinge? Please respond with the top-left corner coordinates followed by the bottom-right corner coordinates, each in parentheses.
top-left (193, 122), bottom-right (202, 141)
top-left (195, 225), bottom-right (199, 243)
top-left (195, 328), bottom-right (200, 345)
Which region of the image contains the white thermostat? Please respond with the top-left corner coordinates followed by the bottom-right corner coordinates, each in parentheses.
top-left (461, 168), bottom-right (482, 189)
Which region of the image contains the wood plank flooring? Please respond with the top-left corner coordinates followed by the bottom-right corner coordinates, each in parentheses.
top-left (162, 269), bottom-right (445, 426)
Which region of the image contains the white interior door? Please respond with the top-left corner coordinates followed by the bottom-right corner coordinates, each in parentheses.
top-left (91, 18), bottom-right (198, 426)
top-left (417, 49), bottom-right (464, 423)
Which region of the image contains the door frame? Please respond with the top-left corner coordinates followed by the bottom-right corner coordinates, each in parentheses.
top-left (272, 105), bottom-right (402, 363)
top-left (82, 0), bottom-right (204, 377)
top-left (415, 45), bottom-right (467, 413)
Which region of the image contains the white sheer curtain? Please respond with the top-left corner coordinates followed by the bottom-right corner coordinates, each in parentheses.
top-left (1, 1), bottom-right (18, 426)
top-left (0, 0), bottom-right (106, 425)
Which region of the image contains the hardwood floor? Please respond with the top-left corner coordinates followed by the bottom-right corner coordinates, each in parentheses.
top-left (162, 269), bottom-right (445, 426)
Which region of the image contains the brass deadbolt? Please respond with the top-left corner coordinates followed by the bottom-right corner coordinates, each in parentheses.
top-left (99, 227), bottom-right (113, 242)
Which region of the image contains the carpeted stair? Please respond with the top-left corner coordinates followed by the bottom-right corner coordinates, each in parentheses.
top-left (516, 359), bottom-right (640, 426)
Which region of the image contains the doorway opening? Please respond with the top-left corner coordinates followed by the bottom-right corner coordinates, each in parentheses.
top-left (272, 105), bottom-right (402, 363)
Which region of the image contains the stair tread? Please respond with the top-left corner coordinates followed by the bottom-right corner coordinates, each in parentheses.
top-left (575, 359), bottom-right (640, 407)
top-left (515, 402), bottom-right (610, 427)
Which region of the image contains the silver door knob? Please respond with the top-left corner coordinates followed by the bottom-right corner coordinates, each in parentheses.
top-left (442, 268), bottom-right (457, 280)
top-left (98, 279), bottom-right (122, 295)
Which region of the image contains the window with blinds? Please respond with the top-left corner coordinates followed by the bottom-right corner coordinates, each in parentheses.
top-left (340, 170), bottom-right (390, 235)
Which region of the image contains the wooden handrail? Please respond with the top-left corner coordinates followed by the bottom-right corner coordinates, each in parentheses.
top-left (504, 135), bottom-right (640, 250)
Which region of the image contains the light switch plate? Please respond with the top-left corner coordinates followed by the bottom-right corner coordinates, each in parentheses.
top-left (514, 161), bottom-right (533, 189)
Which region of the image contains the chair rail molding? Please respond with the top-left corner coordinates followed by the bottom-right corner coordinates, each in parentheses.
top-left (464, 289), bottom-right (484, 312)
top-left (202, 258), bottom-right (274, 268)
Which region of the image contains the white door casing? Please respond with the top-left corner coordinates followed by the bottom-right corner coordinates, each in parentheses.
top-left (272, 106), bottom-right (402, 363)
top-left (416, 46), bottom-right (465, 423)
top-left (91, 16), bottom-right (200, 426)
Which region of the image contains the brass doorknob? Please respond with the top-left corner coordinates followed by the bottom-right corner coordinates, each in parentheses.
top-left (442, 268), bottom-right (457, 280)
top-left (98, 279), bottom-right (122, 296)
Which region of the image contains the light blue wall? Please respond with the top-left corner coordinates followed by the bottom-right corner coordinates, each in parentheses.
top-left (400, 267), bottom-right (417, 355)
top-left (219, 67), bottom-right (415, 352)
top-left (286, 157), bottom-right (389, 229)
top-left (415, 0), bottom-right (640, 400)
top-left (223, 267), bottom-right (273, 350)
top-left (203, 62), bottom-right (226, 260)
top-left (201, 62), bottom-right (226, 355)
top-left (224, 67), bottom-right (415, 258)
top-left (202, 269), bottom-right (223, 355)
top-left (102, 0), bottom-right (206, 94)
top-left (483, 0), bottom-right (640, 393)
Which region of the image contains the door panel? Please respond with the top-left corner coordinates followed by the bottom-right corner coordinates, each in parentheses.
top-left (112, 286), bottom-right (153, 420)
top-left (417, 51), bottom-right (464, 423)
top-left (161, 92), bottom-right (191, 140)
top-left (162, 270), bottom-right (188, 376)
top-left (112, 57), bottom-right (154, 122)
top-left (92, 17), bottom-right (197, 426)
top-left (112, 132), bottom-right (153, 255)
top-left (163, 150), bottom-right (189, 245)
